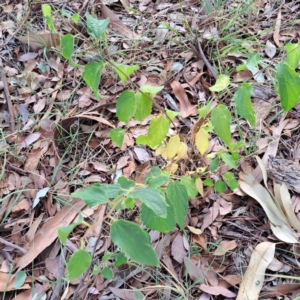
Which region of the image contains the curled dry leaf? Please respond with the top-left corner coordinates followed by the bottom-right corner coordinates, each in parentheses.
top-left (170, 81), bottom-right (197, 118)
top-left (237, 242), bottom-right (275, 300)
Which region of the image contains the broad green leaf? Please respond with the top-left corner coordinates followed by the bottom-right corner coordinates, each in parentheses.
top-left (203, 178), bottom-right (214, 186)
top-left (140, 84), bottom-right (164, 97)
top-left (209, 74), bottom-right (230, 92)
top-left (195, 127), bottom-right (209, 155)
top-left (92, 265), bottom-right (102, 275)
top-left (285, 43), bottom-right (300, 69)
top-left (113, 62), bottom-right (139, 85)
top-left (116, 90), bottom-right (136, 123)
top-left (58, 223), bottom-right (77, 244)
top-left (209, 156), bottom-right (219, 172)
top-left (101, 267), bottom-right (114, 279)
top-left (12, 271), bottom-right (26, 289)
top-left (42, 4), bottom-right (55, 32)
top-left (214, 180), bottom-right (226, 193)
top-left (118, 176), bottom-right (136, 191)
top-left (181, 176), bottom-right (198, 199)
top-left (110, 220), bottom-right (158, 266)
top-left (276, 62), bottom-right (300, 111)
top-left (124, 197), bottom-right (135, 209)
top-left (71, 184), bottom-right (108, 207)
top-left (145, 167), bottom-right (170, 189)
top-left (220, 152), bottom-right (237, 169)
top-left (136, 114), bottom-right (170, 149)
top-left (234, 83), bottom-right (255, 126)
top-left (86, 14), bottom-right (109, 39)
top-left (82, 62), bottom-right (103, 99)
top-left (102, 251), bottom-right (115, 261)
top-left (67, 249), bottom-right (91, 280)
top-left (166, 182), bottom-right (188, 229)
top-left (141, 197), bottom-right (175, 233)
top-left (114, 252), bottom-right (128, 267)
top-left (60, 34), bottom-right (78, 67)
top-left (166, 108), bottom-right (181, 120)
top-left (198, 99), bottom-right (213, 117)
top-left (134, 92), bottom-right (152, 121)
top-left (245, 53), bottom-right (262, 67)
top-left (223, 172), bottom-right (239, 190)
top-left (109, 128), bottom-right (125, 148)
top-left (72, 13), bottom-right (80, 24)
top-left (129, 188), bottom-right (167, 218)
top-left (99, 183), bottom-right (121, 198)
top-left (211, 104), bottom-right (231, 146)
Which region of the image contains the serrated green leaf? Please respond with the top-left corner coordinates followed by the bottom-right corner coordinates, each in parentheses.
top-left (276, 62), bottom-right (300, 112)
top-left (86, 14), bottom-right (109, 39)
top-left (211, 104), bottom-right (232, 146)
top-left (67, 249), bottom-right (91, 280)
top-left (114, 252), bottom-right (127, 267)
top-left (82, 62), bottom-right (103, 99)
top-left (141, 197), bottom-right (176, 233)
top-left (223, 172), bottom-right (239, 190)
top-left (209, 74), bottom-right (230, 92)
top-left (245, 53), bottom-right (262, 67)
top-left (118, 176), bottom-right (136, 191)
top-left (99, 184), bottom-right (121, 198)
top-left (166, 182), bottom-right (188, 229)
top-left (166, 108), bottom-right (180, 120)
top-left (12, 271), bottom-right (26, 289)
top-left (101, 267), bottom-right (114, 279)
top-left (144, 167), bottom-right (170, 188)
top-left (214, 180), bottom-right (226, 193)
top-left (220, 152), bottom-right (237, 169)
top-left (113, 62), bottom-right (139, 85)
top-left (109, 128), bottom-right (125, 148)
top-left (71, 184), bottom-right (108, 207)
top-left (134, 92), bottom-right (152, 121)
top-left (124, 197), bottom-right (135, 209)
top-left (203, 178), bottom-right (214, 186)
top-left (234, 83), bottom-right (255, 126)
top-left (181, 176), bottom-right (198, 199)
top-left (285, 42), bottom-right (300, 69)
top-left (111, 220), bottom-right (158, 266)
top-left (116, 90), bottom-right (136, 123)
top-left (210, 156), bottom-right (219, 172)
top-left (136, 114), bottom-right (170, 149)
top-left (58, 223), bottom-right (77, 244)
top-left (129, 188), bottom-right (167, 218)
top-left (140, 84), bottom-right (163, 97)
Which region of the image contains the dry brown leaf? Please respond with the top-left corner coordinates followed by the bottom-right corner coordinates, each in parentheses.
top-left (184, 257), bottom-right (205, 283)
top-left (171, 234), bottom-right (187, 263)
top-left (199, 284), bottom-right (236, 298)
top-left (273, 9), bottom-right (282, 47)
top-left (16, 200), bottom-right (86, 271)
top-left (101, 4), bottom-right (140, 40)
top-left (261, 283), bottom-right (300, 297)
top-left (213, 240), bottom-right (237, 256)
top-left (237, 242), bottom-right (275, 300)
top-left (17, 33), bottom-right (60, 50)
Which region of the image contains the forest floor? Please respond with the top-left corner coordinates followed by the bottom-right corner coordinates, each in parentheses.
top-left (1, 0), bottom-right (300, 299)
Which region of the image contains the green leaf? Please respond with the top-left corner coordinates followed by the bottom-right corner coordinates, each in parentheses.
top-left (124, 197), bottom-right (135, 209)
top-left (276, 62), bottom-right (300, 111)
top-left (203, 178), bottom-right (214, 186)
top-left (223, 172), bottom-right (239, 190)
top-left (129, 188), bottom-right (167, 218)
top-left (12, 271), bottom-right (26, 289)
top-left (245, 53), bottom-right (262, 67)
top-left (118, 176), bottom-right (136, 191)
top-left (60, 34), bottom-right (78, 67)
top-left (102, 251), bottom-right (115, 261)
top-left (211, 104), bottom-right (232, 146)
top-left (42, 4), bottom-right (55, 32)
top-left (71, 184), bottom-right (108, 207)
top-left (109, 128), bottom-right (125, 148)
top-left (116, 90), bottom-right (136, 123)
top-left (166, 182), bottom-right (188, 229)
top-left (220, 152), bottom-right (237, 169)
top-left (114, 252), bottom-right (128, 267)
top-left (209, 156), bottom-right (219, 172)
top-left (136, 114), bottom-right (170, 149)
top-left (134, 92), bottom-right (152, 121)
top-left (214, 180), bottom-right (226, 193)
top-left (101, 267), bottom-right (114, 279)
top-left (166, 108), bottom-right (180, 120)
top-left (285, 43), bottom-right (300, 69)
top-left (86, 14), bottom-right (109, 39)
top-left (110, 220), bottom-right (158, 266)
top-left (92, 265), bottom-right (102, 275)
top-left (72, 13), bottom-right (80, 24)
top-left (181, 176), bottom-right (198, 199)
top-left (58, 223), bottom-right (77, 244)
top-left (67, 249), bottom-right (91, 280)
top-left (198, 99), bottom-right (213, 117)
top-left (144, 167), bottom-right (170, 188)
top-left (209, 75), bottom-right (230, 92)
top-left (99, 183), bottom-right (121, 198)
top-left (141, 198), bottom-right (176, 233)
top-left (82, 62), bottom-right (103, 99)
top-left (113, 62), bottom-right (139, 85)
top-left (234, 83), bottom-right (255, 126)
top-left (140, 84), bottom-right (163, 97)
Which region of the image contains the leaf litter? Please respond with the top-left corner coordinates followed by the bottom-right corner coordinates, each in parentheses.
top-left (1, 0), bottom-right (300, 299)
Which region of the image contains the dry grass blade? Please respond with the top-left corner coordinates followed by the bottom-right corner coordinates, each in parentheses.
top-left (237, 242), bottom-right (275, 300)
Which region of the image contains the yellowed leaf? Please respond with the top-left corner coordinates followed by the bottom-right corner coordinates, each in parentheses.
top-left (176, 142), bottom-right (187, 160)
top-left (195, 177), bottom-right (204, 197)
top-left (156, 145), bottom-right (167, 159)
top-left (187, 225), bottom-right (202, 235)
top-left (237, 242), bottom-right (275, 300)
top-left (166, 135), bottom-right (180, 160)
top-left (166, 163), bottom-right (178, 174)
top-left (195, 127), bottom-right (209, 155)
